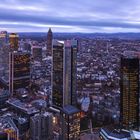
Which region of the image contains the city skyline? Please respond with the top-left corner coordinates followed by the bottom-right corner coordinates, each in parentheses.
top-left (0, 24), bottom-right (140, 139)
top-left (0, 0), bottom-right (140, 33)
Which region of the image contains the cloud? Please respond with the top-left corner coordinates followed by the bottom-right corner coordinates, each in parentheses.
top-left (0, 0), bottom-right (140, 32)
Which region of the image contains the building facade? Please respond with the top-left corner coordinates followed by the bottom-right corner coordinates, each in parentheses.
top-left (47, 28), bottom-right (53, 55)
top-left (61, 105), bottom-right (80, 140)
top-left (9, 52), bottom-right (30, 95)
top-left (30, 112), bottom-right (53, 140)
top-left (32, 46), bottom-right (42, 61)
top-left (0, 31), bottom-right (8, 46)
top-left (52, 40), bottom-right (78, 109)
top-left (63, 40), bottom-right (78, 106)
top-left (9, 33), bottom-right (19, 51)
top-left (120, 57), bottom-right (139, 130)
top-left (52, 40), bottom-right (64, 108)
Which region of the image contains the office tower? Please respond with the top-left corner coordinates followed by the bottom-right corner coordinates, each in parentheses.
top-left (24, 43), bottom-right (31, 52)
top-left (9, 33), bottom-right (19, 51)
top-left (32, 46), bottom-right (42, 61)
top-left (120, 57), bottom-right (139, 130)
top-left (47, 28), bottom-right (53, 55)
top-left (9, 52), bottom-right (30, 95)
top-left (61, 105), bottom-right (80, 140)
top-left (0, 31), bottom-right (8, 46)
top-left (64, 40), bottom-right (78, 106)
top-left (30, 112), bottom-right (53, 140)
top-left (52, 40), bottom-right (78, 109)
top-left (52, 40), bottom-right (64, 108)
top-left (0, 45), bottom-right (10, 89)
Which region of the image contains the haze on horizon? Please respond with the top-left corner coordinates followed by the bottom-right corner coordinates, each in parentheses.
top-left (0, 0), bottom-right (140, 33)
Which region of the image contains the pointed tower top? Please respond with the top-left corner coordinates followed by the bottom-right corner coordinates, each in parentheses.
top-left (48, 28), bottom-right (52, 33)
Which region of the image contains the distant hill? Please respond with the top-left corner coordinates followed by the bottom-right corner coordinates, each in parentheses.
top-left (14, 32), bottom-right (140, 40)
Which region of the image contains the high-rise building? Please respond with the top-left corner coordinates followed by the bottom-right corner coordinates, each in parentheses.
top-left (9, 52), bottom-right (30, 95)
top-left (52, 40), bottom-right (78, 109)
top-left (9, 33), bottom-right (19, 51)
top-left (61, 105), bottom-right (80, 140)
top-left (0, 31), bottom-right (8, 46)
top-left (30, 112), bottom-right (53, 140)
top-left (64, 40), bottom-right (78, 106)
top-left (23, 43), bottom-right (31, 52)
top-left (32, 46), bottom-right (42, 61)
top-left (47, 28), bottom-right (53, 55)
top-left (120, 57), bottom-right (139, 130)
top-left (52, 40), bottom-right (64, 108)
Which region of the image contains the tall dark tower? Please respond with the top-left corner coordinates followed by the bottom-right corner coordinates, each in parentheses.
top-left (52, 40), bottom-right (64, 108)
top-left (47, 28), bottom-right (53, 55)
top-left (64, 40), bottom-right (78, 106)
top-left (120, 56), bottom-right (139, 130)
top-left (52, 40), bottom-right (78, 109)
top-left (52, 40), bottom-right (80, 139)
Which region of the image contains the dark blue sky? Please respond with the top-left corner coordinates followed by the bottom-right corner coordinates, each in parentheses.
top-left (0, 0), bottom-right (140, 32)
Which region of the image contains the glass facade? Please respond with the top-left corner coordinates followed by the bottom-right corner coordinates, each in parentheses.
top-left (61, 106), bottom-right (80, 140)
top-left (71, 40), bottom-right (78, 106)
top-left (52, 41), bottom-right (64, 108)
top-left (52, 40), bottom-right (78, 108)
top-left (9, 52), bottom-right (30, 94)
top-left (9, 33), bottom-right (19, 51)
top-left (64, 41), bottom-right (72, 106)
top-left (120, 57), bottom-right (139, 130)
top-left (63, 40), bottom-right (78, 106)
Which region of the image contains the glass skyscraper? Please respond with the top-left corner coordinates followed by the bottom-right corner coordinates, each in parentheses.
top-left (52, 40), bottom-right (64, 108)
top-left (120, 57), bottom-right (139, 130)
top-left (52, 39), bottom-right (78, 109)
top-left (9, 52), bottom-right (30, 95)
top-left (9, 33), bottom-right (19, 51)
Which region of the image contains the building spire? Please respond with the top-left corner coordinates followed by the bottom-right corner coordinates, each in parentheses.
top-left (47, 28), bottom-right (53, 56)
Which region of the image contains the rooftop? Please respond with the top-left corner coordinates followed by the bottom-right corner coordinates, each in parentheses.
top-left (53, 39), bottom-right (64, 46)
top-left (6, 98), bottom-right (39, 115)
top-left (131, 131), bottom-right (140, 139)
top-left (62, 105), bottom-right (80, 115)
top-left (0, 115), bottom-right (18, 132)
top-left (100, 127), bottom-right (130, 139)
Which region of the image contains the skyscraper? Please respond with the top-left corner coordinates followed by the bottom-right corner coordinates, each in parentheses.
top-left (61, 105), bottom-right (80, 140)
top-left (9, 52), bottom-right (30, 95)
top-left (30, 112), bottom-right (53, 140)
top-left (0, 31), bottom-right (8, 46)
top-left (64, 40), bottom-right (78, 106)
top-left (9, 33), bottom-right (19, 51)
top-left (120, 56), bottom-right (139, 130)
top-left (52, 40), bottom-right (64, 108)
top-left (52, 40), bottom-right (78, 109)
top-left (52, 40), bottom-right (80, 139)
top-left (47, 28), bottom-right (53, 55)
top-left (32, 46), bottom-right (42, 61)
